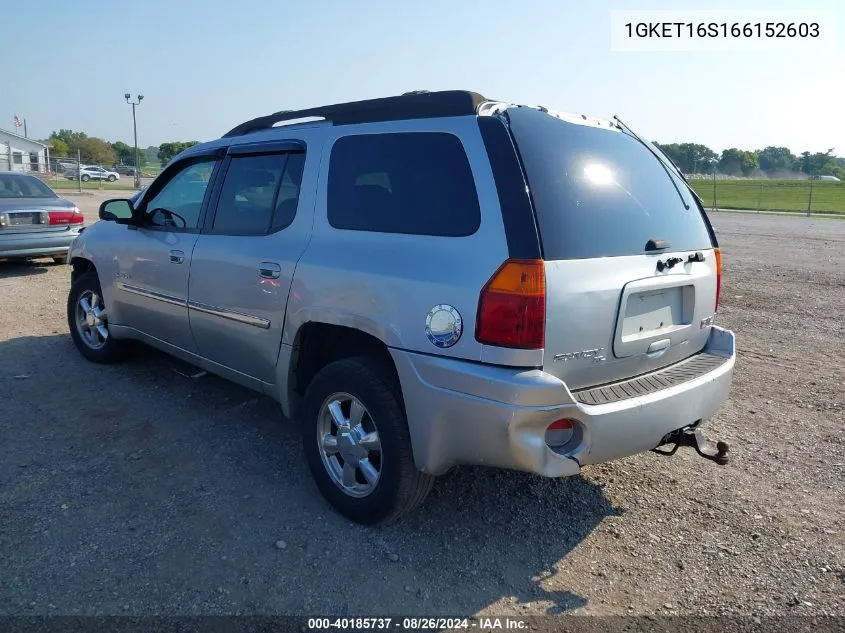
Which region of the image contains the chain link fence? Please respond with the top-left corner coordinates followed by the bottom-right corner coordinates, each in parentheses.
top-left (2, 146), bottom-right (843, 214)
top-left (687, 175), bottom-right (845, 215)
top-left (0, 147), bottom-right (80, 191)
top-left (0, 148), bottom-right (155, 192)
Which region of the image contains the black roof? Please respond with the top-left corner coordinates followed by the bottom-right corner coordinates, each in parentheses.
top-left (223, 90), bottom-right (492, 138)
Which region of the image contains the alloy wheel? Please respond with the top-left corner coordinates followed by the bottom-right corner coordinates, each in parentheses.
top-left (317, 393), bottom-right (382, 498)
top-left (75, 290), bottom-right (109, 350)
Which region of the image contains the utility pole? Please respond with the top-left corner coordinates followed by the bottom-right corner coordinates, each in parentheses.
top-left (710, 158), bottom-right (718, 212)
top-left (807, 170), bottom-right (813, 217)
top-left (124, 93), bottom-right (144, 189)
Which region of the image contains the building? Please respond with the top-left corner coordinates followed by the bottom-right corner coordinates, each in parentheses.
top-left (0, 128), bottom-right (50, 173)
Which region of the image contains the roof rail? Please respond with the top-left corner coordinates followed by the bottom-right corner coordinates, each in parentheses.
top-left (222, 90), bottom-right (491, 138)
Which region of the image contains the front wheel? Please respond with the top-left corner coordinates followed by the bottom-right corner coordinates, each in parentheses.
top-left (107, 175), bottom-right (116, 182)
top-left (300, 357), bottom-right (434, 525)
top-left (67, 272), bottom-right (130, 363)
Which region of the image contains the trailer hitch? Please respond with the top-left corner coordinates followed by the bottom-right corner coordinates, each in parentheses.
top-left (652, 425), bottom-right (729, 465)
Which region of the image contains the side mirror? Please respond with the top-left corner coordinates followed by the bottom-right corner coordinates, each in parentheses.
top-left (99, 198), bottom-right (135, 223)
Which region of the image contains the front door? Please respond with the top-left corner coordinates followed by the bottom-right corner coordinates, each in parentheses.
top-left (111, 153), bottom-right (222, 352)
top-left (188, 142), bottom-right (313, 383)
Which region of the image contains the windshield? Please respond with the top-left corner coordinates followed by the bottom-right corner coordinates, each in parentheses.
top-left (506, 108), bottom-right (714, 260)
top-left (0, 174), bottom-right (58, 199)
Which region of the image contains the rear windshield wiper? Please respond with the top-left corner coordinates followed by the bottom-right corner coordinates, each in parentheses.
top-left (613, 115), bottom-right (689, 211)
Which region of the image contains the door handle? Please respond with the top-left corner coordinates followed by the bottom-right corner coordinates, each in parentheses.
top-left (170, 250), bottom-right (185, 264)
top-left (259, 262), bottom-right (281, 279)
top-left (646, 338), bottom-right (671, 358)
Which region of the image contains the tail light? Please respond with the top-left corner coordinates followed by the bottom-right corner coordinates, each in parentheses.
top-left (46, 208), bottom-right (84, 225)
top-left (714, 248), bottom-right (722, 312)
top-left (476, 259), bottom-right (546, 349)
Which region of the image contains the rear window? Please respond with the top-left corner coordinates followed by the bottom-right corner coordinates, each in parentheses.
top-left (0, 174), bottom-right (57, 199)
top-left (506, 108), bottom-right (713, 259)
top-left (327, 132), bottom-right (480, 237)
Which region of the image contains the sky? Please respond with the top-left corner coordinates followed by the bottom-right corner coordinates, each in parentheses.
top-left (3, 0), bottom-right (843, 155)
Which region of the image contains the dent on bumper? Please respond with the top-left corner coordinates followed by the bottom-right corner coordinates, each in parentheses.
top-left (391, 327), bottom-right (736, 477)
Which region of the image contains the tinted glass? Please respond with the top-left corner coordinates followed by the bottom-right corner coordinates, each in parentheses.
top-left (271, 153), bottom-right (305, 232)
top-left (144, 159), bottom-right (217, 229)
top-left (0, 174), bottom-right (57, 198)
top-left (328, 132), bottom-right (480, 236)
top-left (212, 153), bottom-right (289, 234)
top-left (507, 108), bottom-right (713, 259)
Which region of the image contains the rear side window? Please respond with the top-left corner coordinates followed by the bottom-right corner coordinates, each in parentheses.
top-left (212, 152), bottom-right (304, 235)
top-left (327, 132), bottom-right (480, 236)
top-left (506, 108), bottom-right (714, 260)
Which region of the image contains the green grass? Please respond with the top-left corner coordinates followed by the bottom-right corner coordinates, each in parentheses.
top-left (45, 179), bottom-right (137, 191)
top-left (688, 179), bottom-right (845, 215)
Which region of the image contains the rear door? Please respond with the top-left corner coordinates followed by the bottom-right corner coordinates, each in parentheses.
top-left (187, 140), bottom-right (314, 384)
top-left (505, 107), bottom-right (718, 390)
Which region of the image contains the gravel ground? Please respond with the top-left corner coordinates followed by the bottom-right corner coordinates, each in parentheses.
top-left (0, 203), bottom-right (842, 617)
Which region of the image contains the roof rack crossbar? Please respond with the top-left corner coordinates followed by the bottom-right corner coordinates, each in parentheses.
top-left (223, 90), bottom-right (491, 138)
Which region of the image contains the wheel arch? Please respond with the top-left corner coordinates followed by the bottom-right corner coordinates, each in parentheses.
top-left (283, 321), bottom-right (400, 421)
top-left (70, 256), bottom-right (97, 285)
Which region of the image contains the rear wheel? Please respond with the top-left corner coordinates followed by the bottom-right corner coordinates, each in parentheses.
top-left (81, 174), bottom-right (90, 182)
top-left (67, 272), bottom-right (129, 363)
top-left (300, 357), bottom-right (434, 525)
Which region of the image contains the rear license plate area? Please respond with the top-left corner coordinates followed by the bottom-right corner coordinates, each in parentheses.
top-left (7, 212), bottom-right (42, 226)
top-left (620, 286), bottom-right (692, 341)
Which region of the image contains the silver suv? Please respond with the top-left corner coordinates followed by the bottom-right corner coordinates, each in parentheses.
top-left (67, 91), bottom-right (736, 524)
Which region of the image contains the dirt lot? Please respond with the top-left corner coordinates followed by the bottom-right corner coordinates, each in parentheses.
top-left (1, 198), bottom-right (843, 617)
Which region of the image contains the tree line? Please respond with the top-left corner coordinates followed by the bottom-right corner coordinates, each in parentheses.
top-left (42, 128), bottom-right (845, 180)
top-left (43, 130), bottom-right (199, 169)
top-left (654, 142), bottom-right (844, 179)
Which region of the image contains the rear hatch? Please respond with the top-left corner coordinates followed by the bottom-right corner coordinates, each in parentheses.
top-left (505, 107), bottom-right (718, 390)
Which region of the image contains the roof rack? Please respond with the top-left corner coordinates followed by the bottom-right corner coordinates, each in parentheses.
top-left (222, 90), bottom-right (492, 138)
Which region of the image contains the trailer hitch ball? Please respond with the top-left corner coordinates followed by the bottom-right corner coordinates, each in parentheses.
top-left (652, 426), bottom-right (730, 466)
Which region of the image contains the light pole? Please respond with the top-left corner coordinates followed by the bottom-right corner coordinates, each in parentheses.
top-left (708, 158), bottom-right (718, 212)
top-left (124, 93), bottom-right (144, 189)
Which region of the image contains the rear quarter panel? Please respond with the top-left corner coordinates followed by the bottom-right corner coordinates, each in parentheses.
top-left (283, 116), bottom-right (511, 363)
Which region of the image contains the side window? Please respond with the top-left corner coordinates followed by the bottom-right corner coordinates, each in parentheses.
top-left (143, 159), bottom-right (217, 230)
top-left (327, 132), bottom-right (481, 237)
top-left (211, 151), bottom-right (305, 235)
top-left (271, 153), bottom-right (305, 232)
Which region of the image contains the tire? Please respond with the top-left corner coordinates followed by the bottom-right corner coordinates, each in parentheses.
top-left (107, 175), bottom-right (116, 182)
top-left (300, 357), bottom-right (435, 525)
top-left (81, 174), bottom-right (90, 182)
top-left (52, 255), bottom-right (68, 265)
top-left (67, 272), bottom-right (129, 364)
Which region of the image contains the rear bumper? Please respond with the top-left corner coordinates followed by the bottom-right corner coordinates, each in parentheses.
top-left (0, 231), bottom-right (80, 258)
top-left (391, 326), bottom-right (736, 476)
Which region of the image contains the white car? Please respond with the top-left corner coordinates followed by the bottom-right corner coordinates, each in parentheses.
top-left (67, 166), bottom-right (120, 183)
